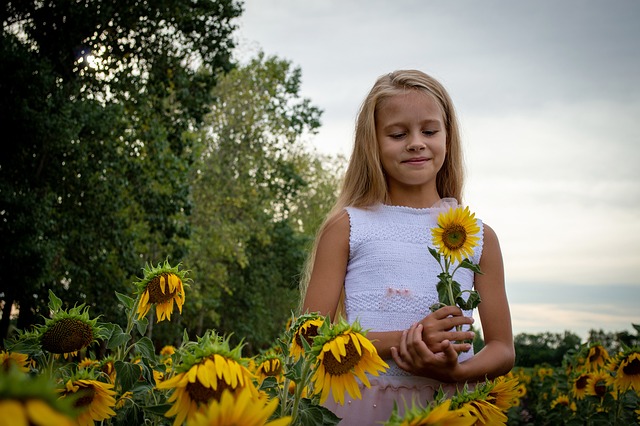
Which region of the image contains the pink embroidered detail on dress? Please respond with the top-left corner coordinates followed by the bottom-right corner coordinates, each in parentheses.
top-left (386, 287), bottom-right (411, 296)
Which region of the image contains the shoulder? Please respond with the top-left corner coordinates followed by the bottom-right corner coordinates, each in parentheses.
top-left (317, 209), bottom-right (350, 247)
top-left (478, 222), bottom-right (503, 266)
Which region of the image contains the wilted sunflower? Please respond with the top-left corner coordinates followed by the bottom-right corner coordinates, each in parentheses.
top-left (135, 260), bottom-right (188, 322)
top-left (550, 394), bottom-right (576, 411)
top-left (384, 399), bottom-right (475, 426)
top-left (289, 314), bottom-right (323, 360)
top-left (310, 318), bottom-right (388, 405)
top-left (585, 370), bottom-right (613, 399)
top-left (157, 331), bottom-right (258, 426)
top-left (432, 206), bottom-right (480, 264)
top-left (57, 372), bottom-right (117, 426)
top-left (0, 368), bottom-right (75, 426)
top-left (484, 375), bottom-right (524, 411)
top-left (571, 372), bottom-right (591, 400)
top-left (585, 344), bottom-right (610, 371)
top-left (614, 350), bottom-right (640, 392)
top-left (187, 387), bottom-right (290, 426)
top-left (35, 302), bottom-right (105, 359)
top-left (0, 351), bottom-right (31, 373)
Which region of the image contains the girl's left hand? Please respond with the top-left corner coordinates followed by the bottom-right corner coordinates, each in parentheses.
top-left (390, 323), bottom-right (462, 382)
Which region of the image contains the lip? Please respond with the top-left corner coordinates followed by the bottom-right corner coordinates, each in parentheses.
top-left (402, 157), bottom-right (430, 164)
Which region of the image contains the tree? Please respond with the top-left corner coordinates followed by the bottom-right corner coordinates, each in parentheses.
top-left (184, 53), bottom-right (343, 352)
top-left (0, 0), bottom-right (242, 342)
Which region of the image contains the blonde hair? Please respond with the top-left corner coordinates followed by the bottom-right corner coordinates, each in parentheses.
top-left (298, 70), bottom-right (465, 314)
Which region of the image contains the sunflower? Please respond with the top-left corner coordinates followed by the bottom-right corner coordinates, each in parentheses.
top-left (289, 314), bottom-right (323, 360)
top-left (459, 399), bottom-right (507, 426)
top-left (585, 370), bottom-right (613, 399)
top-left (135, 260), bottom-right (189, 322)
top-left (96, 357), bottom-right (116, 384)
top-left (255, 352), bottom-right (284, 383)
top-left (384, 399), bottom-right (475, 426)
top-left (310, 318), bottom-right (388, 405)
top-left (35, 300), bottom-right (105, 359)
top-left (57, 373), bottom-right (117, 426)
top-left (156, 331), bottom-right (258, 426)
top-left (484, 375), bottom-right (524, 411)
top-left (550, 394), bottom-right (576, 411)
top-left (571, 372), bottom-right (591, 400)
top-left (614, 350), bottom-right (640, 392)
top-left (0, 351), bottom-right (31, 373)
top-left (431, 206), bottom-right (480, 264)
top-left (0, 368), bottom-right (75, 426)
top-left (78, 357), bottom-right (99, 370)
top-left (585, 344), bottom-right (610, 371)
top-left (187, 387), bottom-right (290, 426)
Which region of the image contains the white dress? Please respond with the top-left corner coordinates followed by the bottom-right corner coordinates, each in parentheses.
top-left (324, 200), bottom-right (484, 425)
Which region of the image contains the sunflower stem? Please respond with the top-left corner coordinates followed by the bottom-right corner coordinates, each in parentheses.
top-left (290, 357), bottom-right (312, 425)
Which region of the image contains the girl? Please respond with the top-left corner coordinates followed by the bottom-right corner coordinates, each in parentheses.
top-left (300, 70), bottom-right (515, 424)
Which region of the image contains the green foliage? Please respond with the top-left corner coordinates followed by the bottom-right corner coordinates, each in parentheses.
top-left (514, 331), bottom-right (583, 367)
top-left (0, 0), bottom-right (242, 341)
top-left (183, 53), bottom-right (340, 354)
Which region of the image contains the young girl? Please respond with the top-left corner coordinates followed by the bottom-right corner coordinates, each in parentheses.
top-left (300, 70), bottom-right (515, 424)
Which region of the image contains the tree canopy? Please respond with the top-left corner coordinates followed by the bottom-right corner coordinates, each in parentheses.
top-left (0, 0), bottom-right (243, 340)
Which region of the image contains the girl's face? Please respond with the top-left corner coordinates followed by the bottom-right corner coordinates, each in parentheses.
top-left (375, 89), bottom-right (447, 202)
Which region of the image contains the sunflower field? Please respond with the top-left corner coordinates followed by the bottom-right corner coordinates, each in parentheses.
top-left (1, 260), bottom-right (639, 425)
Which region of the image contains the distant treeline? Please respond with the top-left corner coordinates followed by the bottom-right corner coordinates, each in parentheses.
top-left (512, 326), bottom-right (640, 367)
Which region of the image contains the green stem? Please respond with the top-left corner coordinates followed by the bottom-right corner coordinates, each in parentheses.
top-left (290, 358), bottom-right (313, 425)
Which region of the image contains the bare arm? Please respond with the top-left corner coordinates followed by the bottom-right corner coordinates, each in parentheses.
top-left (391, 224), bottom-right (515, 382)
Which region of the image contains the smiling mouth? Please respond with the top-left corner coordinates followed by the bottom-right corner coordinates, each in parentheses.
top-left (402, 157), bottom-right (430, 164)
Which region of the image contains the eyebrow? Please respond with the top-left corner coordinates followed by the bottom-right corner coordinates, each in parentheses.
top-left (380, 119), bottom-right (443, 130)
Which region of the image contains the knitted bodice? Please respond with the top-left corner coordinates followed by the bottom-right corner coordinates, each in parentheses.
top-left (344, 201), bottom-right (484, 375)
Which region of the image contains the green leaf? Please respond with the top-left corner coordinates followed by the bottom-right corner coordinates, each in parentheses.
top-left (115, 292), bottom-right (135, 310)
top-left (297, 398), bottom-right (341, 425)
top-left (428, 247), bottom-right (441, 263)
top-left (456, 291), bottom-right (481, 311)
top-left (107, 324), bottom-right (131, 350)
top-left (459, 259), bottom-right (483, 274)
top-left (115, 361), bottom-right (142, 393)
top-left (134, 337), bottom-right (157, 361)
top-left (140, 404), bottom-right (173, 417)
top-left (135, 316), bottom-right (148, 337)
top-left (47, 290), bottom-right (63, 312)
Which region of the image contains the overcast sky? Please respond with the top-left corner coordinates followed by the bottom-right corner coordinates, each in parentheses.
top-left (235, 0), bottom-right (640, 339)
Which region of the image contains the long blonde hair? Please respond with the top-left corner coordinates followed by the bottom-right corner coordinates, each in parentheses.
top-left (298, 70), bottom-right (465, 314)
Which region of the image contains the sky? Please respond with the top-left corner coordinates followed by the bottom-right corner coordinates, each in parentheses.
top-left (234, 0), bottom-right (640, 340)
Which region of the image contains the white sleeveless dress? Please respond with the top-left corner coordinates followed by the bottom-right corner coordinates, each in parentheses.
top-left (324, 200), bottom-right (484, 425)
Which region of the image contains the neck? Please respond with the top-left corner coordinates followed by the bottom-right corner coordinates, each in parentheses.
top-left (386, 189), bottom-right (441, 209)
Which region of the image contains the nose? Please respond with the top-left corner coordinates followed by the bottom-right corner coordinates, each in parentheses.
top-left (406, 134), bottom-right (426, 152)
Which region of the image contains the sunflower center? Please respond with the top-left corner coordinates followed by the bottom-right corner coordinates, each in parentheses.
top-left (73, 386), bottom-right (96, 408)
top-left (147, 274), bottom-right (177, 304)
top-left (442, 225), bottom-right (467, 250)
top-left (186, 379), bottom-right (232, 404)
top-left (575, 375), bottom-right (588, 390)
top-left (295, 324), bottom-right (319, 348)
top-left (322, 338), bottom-right (362, 376)
top-left (623, 358), bottom-right (640, 376)
top-left (593, 380), bottom-right (607, 397)
top-left (40, 318), bottom-right (94, 354)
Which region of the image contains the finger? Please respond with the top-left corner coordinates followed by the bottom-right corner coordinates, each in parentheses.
top-left (398, 329), bottom-right (410, 360)
top-left (405, 323), bottom-right (421, 360)
top-left (431, 305), bottom-right (465, 319)
top-left (450, 342), bottom-right (473, 353)
top-left (391, 347), bottom-right (410, 370)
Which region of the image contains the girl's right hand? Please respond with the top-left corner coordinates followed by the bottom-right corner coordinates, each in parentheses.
top-left (419, 305), bottom-right (475, 354)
